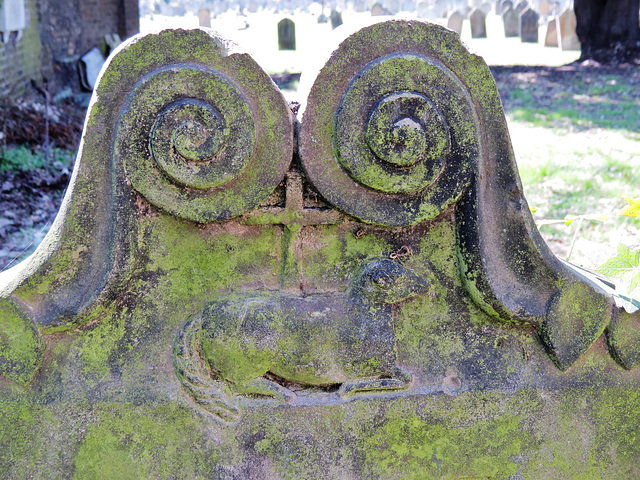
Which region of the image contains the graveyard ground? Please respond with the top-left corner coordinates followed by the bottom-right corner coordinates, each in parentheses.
top-left (0, 64), bottom-right (639, 274)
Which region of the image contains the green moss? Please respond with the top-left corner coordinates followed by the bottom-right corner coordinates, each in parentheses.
top-left (73, 404), bottom-right (221, 479)
top-left (0, 399), bottom-right (49, 478)
top-left (75, 304), bottom-right (126, 380)
top-left (0, 299), bottom-right (43, 386)
top-left (147, 215), bottom-right (281, 302)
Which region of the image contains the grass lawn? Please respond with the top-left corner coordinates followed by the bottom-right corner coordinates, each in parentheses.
top-left (492, 66), bottom-right (640, 270)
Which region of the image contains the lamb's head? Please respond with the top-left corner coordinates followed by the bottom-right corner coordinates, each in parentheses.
top-left (355, 259), bottom-right (429, 304)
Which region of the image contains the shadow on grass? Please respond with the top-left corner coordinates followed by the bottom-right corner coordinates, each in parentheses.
top-left (490, 65), bottom-right (640, 134)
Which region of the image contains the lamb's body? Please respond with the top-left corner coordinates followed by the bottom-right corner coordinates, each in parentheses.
top-left (174, 258), bottom-right (428, 421)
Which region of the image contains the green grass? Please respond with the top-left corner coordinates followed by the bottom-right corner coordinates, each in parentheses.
top-left (496, 67), bottom-right (640, 269)
top-left (0, 146), bottom-right (75, 172)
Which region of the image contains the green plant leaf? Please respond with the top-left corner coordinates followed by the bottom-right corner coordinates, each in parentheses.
top-left (596, 244), bottom-right (640, 294)
top-left (620, 196), bottom-right (640, 218)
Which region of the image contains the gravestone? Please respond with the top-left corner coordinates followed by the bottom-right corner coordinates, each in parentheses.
top-left (197, 8), bottom-right (211, 27)
top-left (388, 0), bottom-right (400, 14)
top-left (278, 17), bottom-right (296, 50)
top-left (446, 10), bottom-right (464, 34)
top-left (515, 0), bottom-right (528, 14)
top-left (317, 13), bottom-right (328, 23)
top-left (330, 9), bottom-right (343, 29)
top-left (371, 2), bottom-right (390, 16)
top-left (519, 7), bottom-right (539, 42)
top-left (545, 17), bottom-right (559, 46)
top-left (557, 7), bottom-right (581, 50)
top-left (503, 6), bottom-right (519, 36)
top-left (480, 2), bottom-right (492, 15)
top-left (469, 8), bottom-right (487, 38)
top-left (501, 0), bottom-right (513, 13)
top-left (354, 0), bottom-right (366, 12)
top-left (2, 20), bottom-right (640, 478)
top-left (539, 0), bottom-right (551, 15)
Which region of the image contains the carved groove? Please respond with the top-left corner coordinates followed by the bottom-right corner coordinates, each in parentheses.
top-left (118, 62), bottom-right (292, 223)
top-left (301, 43), bottom-right (480, 226)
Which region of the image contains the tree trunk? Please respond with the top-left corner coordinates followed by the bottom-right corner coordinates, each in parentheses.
top-left (574, 0), bottom-right (640, 62)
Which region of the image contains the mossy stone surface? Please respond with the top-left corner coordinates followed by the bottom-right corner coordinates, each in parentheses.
top-left (0, 21), bottom-right (638, 479)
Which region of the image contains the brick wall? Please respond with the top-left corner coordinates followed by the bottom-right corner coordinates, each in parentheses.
top-left (0, 0), bottom-right (139, 98)
top-left (38, 0), bottom-right (140, 92)
top-left (0, 0), bottom-right (44, 97)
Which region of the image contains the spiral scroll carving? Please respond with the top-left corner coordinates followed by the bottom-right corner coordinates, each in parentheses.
top-left (117, 62), bottom-right (292, 223)
top-left (300, 22), bottom-right (481, 226)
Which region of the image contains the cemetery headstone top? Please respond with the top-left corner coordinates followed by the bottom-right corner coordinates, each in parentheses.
top-left (469, 8), bottom-right (487, 38)
top-left (278, 17), bottom-right (296, 50)
top-left (503, 5), bottom-right (520, 36)
top-left (0, 21), bottom-right (638, 478)
top-left (557, 7), bottom-right (581, 51)
top-left (446, 10), bottom-right (464, 34)
top-left (520, 7), bottom-right (539, 43)
top-left (545, 17), bottom-right (559, 47)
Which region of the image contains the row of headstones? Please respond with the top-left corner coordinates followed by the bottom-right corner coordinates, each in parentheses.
top-left (226, 6), bottom-right (579, 52)
top-left (169, 0), bottom-right (573, 20)
top-left (445, 4), bottom-right (579, 49)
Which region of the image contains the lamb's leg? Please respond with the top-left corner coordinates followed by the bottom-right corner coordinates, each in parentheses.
top-left (338, 367), bottom-right (412, 397)
top-left (235, 377), bottom-right (297, 404)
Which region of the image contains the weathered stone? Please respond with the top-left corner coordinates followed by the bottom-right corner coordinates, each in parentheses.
top-left (519, 6), bottom-right (539, 43)
top-left (1, 21), bottom-right (639, 478)
top-left (446, 10), bottom-right (464, 34)
top-left (545, 17), bottom-right (559, 46)
top-left (557, 7), bottom-right (581, 50)
top-left (371, 2), bottom-right (390, 16)
top-left (330, 9), bottom-right (343, 29)
top-left (197, 8), bottom-right (211, 27)
top-left (470, 8), bottom-right (487, 38)
top-left (539, 0), bottom-right (551, 16)
top-left (278, 17), bottom-right (296, 50)
top-left (503, 6), bottom-right (519, 36)
top-left (515, 0), bottom-right (529, 14)
top-left (501, 0), bottom-right (514, 14)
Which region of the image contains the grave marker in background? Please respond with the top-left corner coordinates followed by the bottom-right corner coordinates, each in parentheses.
top-left (330, 9), bottom-right (343, 29)
top-left (558, 8), bottom-right (581, 50)
top-left (539, 0), bottom-right (551, 16)
top-left (371, 2), bottom-right (391, 15)
top-left (278, 17), bottom-right (296, 50)
top-left (198, 8), bottom-right (211, 27)
top-left (446, 10), bottom-right (464, 34)
top-left (503, 6), bottom-right (519, 36)
top-left (520, 7), bottom-right (539, 43)
top-left (515, 0), bottom-right (529, 14)
top-left (544, 17), bottom-right (559, 46)
top-left (501, 0), bottom-right (514, 13)
top-left (470, 8), bottom-right (487, 38)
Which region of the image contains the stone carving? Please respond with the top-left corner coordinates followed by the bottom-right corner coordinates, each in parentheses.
top-left (174, 258), bottom-right (428, 422)
top-left (1, 20), bottom-right (640, 477)
top-left (119, 34), bottom-right (293, 223)
top-left (299, 26), bottom-right (478, 226)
